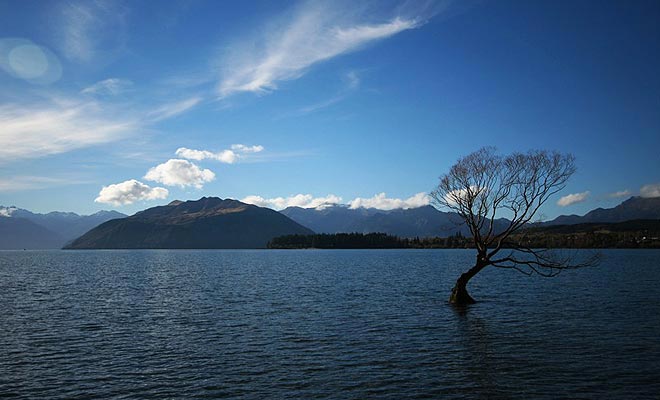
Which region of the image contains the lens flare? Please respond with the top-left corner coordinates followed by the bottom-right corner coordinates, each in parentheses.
top-left (0, 38), bottom-right (62, 84)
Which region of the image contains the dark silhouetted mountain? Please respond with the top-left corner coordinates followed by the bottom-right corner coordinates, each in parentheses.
top-left (0, 206), bottom-right (126, 248)
top-left (0, 217), bottom-right (65, 249)
top-left (65, 197), bottom-right (314, 249)
top-left (546, 196), bottom-right (660, 225)
top-left (280, 205), bottom-right (509, 237)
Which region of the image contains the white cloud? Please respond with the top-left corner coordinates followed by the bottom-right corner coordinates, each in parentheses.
top-left (349, 192), bottom-right (430, 210)
top-left (608, 190), bottom-right (631, 198)
top-left (557, 191), bottom-right (590, 207)
top-left (144, 159), bottom-right (215, 188)
top-left (148, 97), bottom-right (202, 122)
top-left (0, 100), bottom-right (137, 161)
top-left (640, 183), bottom-right (660, 198)
top-left (231, 144), bottom-right (264, 153)
top-left (218, 2), bottom-right (422, 97)
top-left (242, 194), bottom-right (342, 210)
top-left (81, 78), bottom-right (133, 95)
top-left (95, 179), bottom-right (168, 206)
top-left (175, 144), bottom-right (264, 164)
top-left (175, 148), bottom-right (236, 163)
top-left (441, 186), bottom-right (482, 206)
top-left (0, 94), bottom-right (216, 162)
top-left (243, 192), bottom-right (431, 211)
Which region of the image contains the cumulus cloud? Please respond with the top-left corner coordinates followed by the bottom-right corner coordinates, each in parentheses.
top-left (144, 159), bottom-right (215, 188)
top-left (349, 192), bottom-right (430, 210)
top-left (81, 78), bottom-right (132, 95)
top-left (242, 194), bottom-right (342, 210)
top-left (175, 144), bottom-right (264, 164)
top-left (0, 100), bottom-right (137, 161)
top-left (441, 186), bottom-right (482, 206)
top-left (640, 183), bottom-right (660, 198)
top-left (95, 179), bottom-right (168, 206)
top-left (218, 2), bottom-right (424, 97)
top-left (608, 190), bottom-right (631, 198)
top-left (241, 192), bottom-right (433, 211)
top-left (557, 191), bottom-right (590, 207)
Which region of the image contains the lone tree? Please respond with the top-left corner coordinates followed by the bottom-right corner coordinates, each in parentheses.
top-left (431, 147), bottom-right (597, 305)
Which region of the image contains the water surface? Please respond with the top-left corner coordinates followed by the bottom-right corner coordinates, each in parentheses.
top-left (1, 249), bottom-right (659, 398)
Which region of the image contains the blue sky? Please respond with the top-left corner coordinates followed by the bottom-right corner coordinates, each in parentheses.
top-left (1, 0), bottom-right (659, 218)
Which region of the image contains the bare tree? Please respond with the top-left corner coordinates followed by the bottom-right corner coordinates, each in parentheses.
top-left (431, 147), bottom-right (598, 305)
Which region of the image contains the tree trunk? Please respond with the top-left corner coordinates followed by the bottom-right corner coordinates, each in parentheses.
top-left (449, 259), bottom-right (488, 305)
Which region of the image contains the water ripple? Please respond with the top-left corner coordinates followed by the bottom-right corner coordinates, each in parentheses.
top-left (1, 249), bottom-right (659, 398)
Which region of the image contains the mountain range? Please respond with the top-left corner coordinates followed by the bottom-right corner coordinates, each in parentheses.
top-left (0, 207), bottom-right (126, 249)
top-left (544, 196), bottom-right (660, 225)
top-left (280, 205), bottom-right (510, 237)
top-left (2, 196), bottom-right (659, 249)
top-left (281, 196), bottom-right (660, 237)
top-left (65, 197), bottom-right (313, 249)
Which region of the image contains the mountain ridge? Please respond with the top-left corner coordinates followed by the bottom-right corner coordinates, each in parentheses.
top-left (545, 196), bottom-right (660, 225)
top-left (280, 204), bottom-right (510, 238)
top-left (0, 206), bottom-right (127, 249)
top-left (65, 197), bottom-right (313, 249)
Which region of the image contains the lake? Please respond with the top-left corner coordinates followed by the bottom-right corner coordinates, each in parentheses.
top-left (1, 249), bottom-right (659, 399)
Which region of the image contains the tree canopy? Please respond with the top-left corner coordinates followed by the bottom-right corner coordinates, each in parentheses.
top-left (431, 147), bottom-right (598, 304)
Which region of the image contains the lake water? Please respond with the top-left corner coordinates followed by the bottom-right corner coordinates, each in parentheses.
top-left (1, 249), bottom-right (659, 399)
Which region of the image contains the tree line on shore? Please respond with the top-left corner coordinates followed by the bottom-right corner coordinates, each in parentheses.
top-left (267, 221), bottom-right (660, 249)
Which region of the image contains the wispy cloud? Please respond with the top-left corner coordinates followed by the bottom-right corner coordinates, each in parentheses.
top-left (557, 191), bottom-right (590, 207)
top-left (242, 194), bottom-right (342, 210)
top-left (608, 190), bottom-right (631, 198)
top-left (218, 2), bottom-right (427, 97)
top-left (176, 144), bottom-right (264, 164)
top-left (0, 175), bottom-right (92, 192)
top-left (81, 78), bottom-right (133, 95)
top-left (95, 179), bottom-right (168, 206)
top-left (640, 183), bottom-right (660, 198)
top-left (0, 100), bottom-right (138, 161)
top-left (147, 97), bottom-right (203, 122)
top-left (0, 93), bottom-right (212, 163)
top-left (292, 71), bottom-right (362, 115)
top-left (57, 0), bottom-right (128, 62)
top-left (349, 192), bottom-right (430, 210)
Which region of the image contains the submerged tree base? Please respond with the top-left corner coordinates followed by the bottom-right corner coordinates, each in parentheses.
top-left (449, 284), bottom-right (476, 305)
